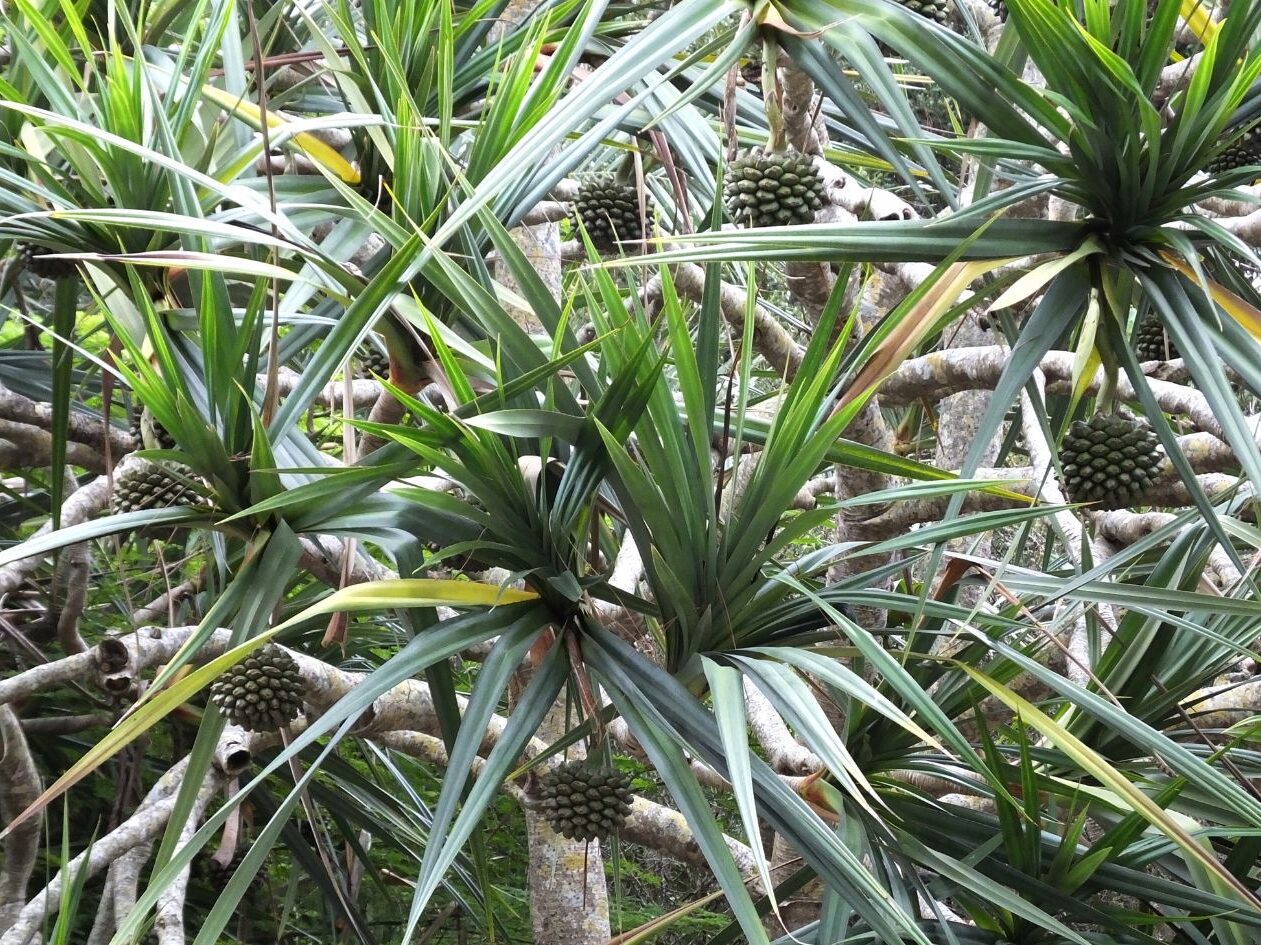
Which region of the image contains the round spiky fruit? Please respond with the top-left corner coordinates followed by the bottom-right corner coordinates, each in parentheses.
top-left (897, 0), bottom-right (950, 25)
top-left (536, 761), bottom-right (634, 842)
top-left (1059, 413), bottom-right (1162, 510)
top-left (209, 643), bottom-right (304, 732)
top-left (1135, 313), bottom-right (1178, 362)
top-left (1208, 127), bottom-right (1261, 175)
top-left (357, 343), bottom-right (390, 379)
top-left (111, 460), bottom-right (196, 515)
top-left (17, 243), bottom-right (77, 280)
top-left (724, 149), bottom-right (825, 228)
top-left (574, 175), bottom-right (652, 250)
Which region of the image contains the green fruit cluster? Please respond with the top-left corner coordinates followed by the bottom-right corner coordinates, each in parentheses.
top-left (209, 644), bottom-right (305, 732)
top-left (1134, 313), bottom-right (1178, 362)
top-left (574, 175), bottom-right (652, 250)
top-left (357, 344), bottom-right (390, 379)
top-left (724, 149), bottom-right (825, 228)
top-left (1060, 414), bottom-right (1162, 510)
top-left (1208, 127), bottom-right (1261, 175)
top-left (898, 0), bottom-right (951, 26)
top-left (18, 243), bottom-right (77, 280)
top-left (537, 761), bottom-right (634, 842)
top-left (111, 460), bottom-right (196, 515)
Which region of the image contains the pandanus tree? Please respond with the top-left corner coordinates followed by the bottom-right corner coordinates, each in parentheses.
top-left (3, 0), bottom-right (1261, 943)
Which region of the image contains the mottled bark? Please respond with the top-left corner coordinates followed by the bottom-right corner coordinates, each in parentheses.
top-left (932, 316), bottom-right (1001, 619)
top-left (524, 808), bottom-right (610, 942)
top-left (486, 23), bottom-right (610, 930)
top-left (0, 708), bottom-right (41, 934)
top-left (153, 777), bottom-right (219, 945)
top-left (0, 383), bottom-right (135, 456)
top-left (878, 346), bottom-right (1225, 437)
top-left (0, 757), bottom-right (216, 945)
top-left (108, 846), bottom-right (150, 943)
top-left (524, 706), bottom-right (610, 945)
top-left (647, 263), bottom-right (805, 379)
top-left (773, 57), bottom-right (890, 931)
top-left (0, 458), bottom-right (142, 600)
top-left (356, 385), bottom-right (408, 455)
top-left (131, 576), bottom-right (204, 626)
top-left (1018, 375), bottom-right (1111, 684)
top-left (855, 465), bottom-right (1245, 538)
top-left (1091, 510), bottom-right (1244, 589)
top-left (743, 678), bottom-right (820, 776)
top-left (1184, 681), bottom-right (1261, 729)
top-left (50, 539), bottom-right (90, 655)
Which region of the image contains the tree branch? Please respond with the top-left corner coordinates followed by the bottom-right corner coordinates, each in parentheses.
top-left (0, 383), bottom-right (134, 456)
top-left (644, 263), bottom-right (805, 379)
top-left (743, 677), bottom-right (822, 775)
top-left (877, 346), bottom-right (1225, 437)
top-left (0, 755), bottom-right (208, 945)
top-left (153, 772), bottom-right (219, 945)
top-left (0, 708), bottom-right (41, 935)
top-left (0, 460), bottom-right (134, 600)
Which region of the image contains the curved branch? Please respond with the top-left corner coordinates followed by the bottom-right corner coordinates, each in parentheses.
top-left (0, 384), bottom-right (134, 456)
top-left (0, 458), bottom-right (143, 600)
top-left (153, 773), bottom-right (218, 945)
top-left (0, 756), bottom-right (205, 945)
top-left (856, 465), bottom-right (1244, 539)
top-left (644, 263), bottom-right (805, 379)
top-left (878, 346), bottom-right (1224, 437)
top-left (0, 708), bottom-right (41, 935)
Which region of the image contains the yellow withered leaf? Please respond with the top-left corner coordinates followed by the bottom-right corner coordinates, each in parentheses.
top-left (840, 259), bottom-right (1012, 411)
top-left (199, 84), bottom-right (361, 185)
top-left (1160, 251), bottom-right (1261, 341)
top-left (1179, 0), bottom-right (1220, 45)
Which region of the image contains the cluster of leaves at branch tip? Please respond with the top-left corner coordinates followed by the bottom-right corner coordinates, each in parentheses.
top-left (209, 643), bottom-right (305, 732)
top-left (574, 174), bottom-right (653, 250)
top-left (723, 149), bottom-right (825, 228)
top-left (1059, 413), bottom-right (1163, 510)
top-left (534, 760), bottom-right (634, 842)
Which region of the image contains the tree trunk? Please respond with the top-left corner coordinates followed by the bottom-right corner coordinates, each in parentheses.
top-left (489, 8), bottom-right (611, 931)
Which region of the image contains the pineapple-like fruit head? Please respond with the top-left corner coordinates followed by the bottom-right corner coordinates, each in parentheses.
top-left (533, 760), bottom-right (635, 842)
top-left (208, 643), bottom-right (305, 732)
top-left (1059, 413), bottom-right (1162, 510)
top-left (137, 408), bottom-right (178, 452)
top-left (897, 0), bottom-right (951, 26)
top-left (1208, 126), bottom-right (1261, 176)
top-left (723, 149), bottom-right (825, 228)
top-left (573, 174), bottom-right (653, 251)
top-left (17, 243), bottom-right (77, 280)
top-left (356, 342), bottom-right (390, 379)
top-left (111, 460), bottom-right (197, 515)
top-left (1134, 313), bottom-right (1178, 362)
